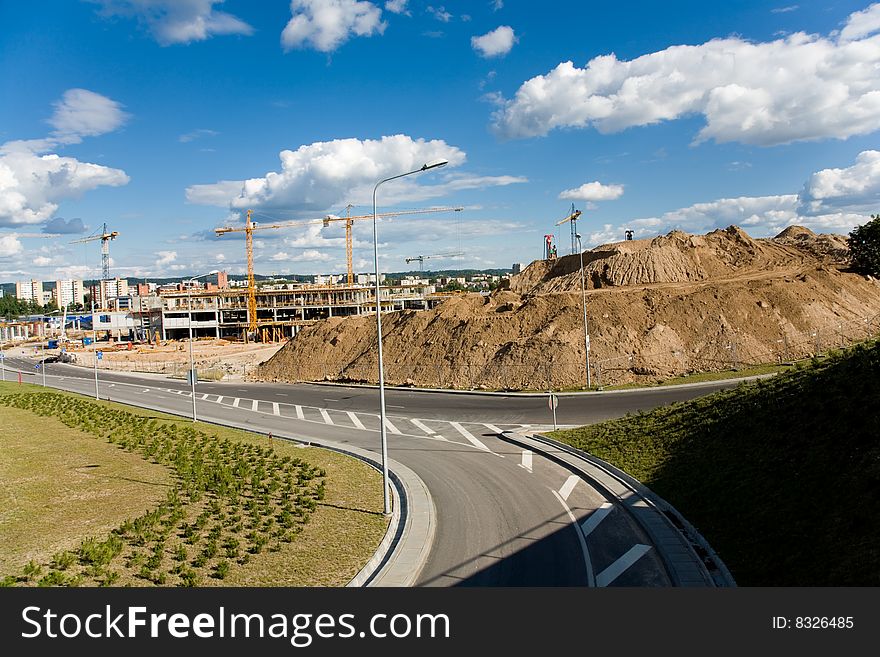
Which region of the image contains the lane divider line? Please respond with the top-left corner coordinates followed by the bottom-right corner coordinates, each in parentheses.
top-left (596, 544), bottom-right (652, 587)
top-left (552, 489), bottom-right (595, 587)
top-left (579, 502), bottom-right (614, 537)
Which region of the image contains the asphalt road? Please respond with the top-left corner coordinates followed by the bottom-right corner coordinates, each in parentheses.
top-left (0, 354), bottom-right (740, 586)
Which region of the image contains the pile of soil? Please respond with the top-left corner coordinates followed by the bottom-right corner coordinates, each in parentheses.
top-left (257, 226), bottom-right (880, 389)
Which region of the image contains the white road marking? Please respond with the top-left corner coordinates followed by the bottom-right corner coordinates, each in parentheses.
top-left (384, 417), bottom-right (402, 435)
top-left (319, 409), bottom-right (333, 425)
top-left (580, 503), bottom-right (614, 537)
top-left (596, 544), bottom-right (652, 587)
top-left (142, 388), bottom-right (150, 393)
top-left (251, 399), bottom-right (259, 412)
top-left (232, 398), bottom-right (241, 408)
top-left (200, 393), bottom-right (210, 400)
top-left (519, 450), bottom-right (533, 473)
top-left (450, 422), bottom-right (492, 453)
top-left (347, 412), bottom-right (366, 430)
top-left (484, 423), bottom-right (503, 434)
top-left (410, 418), bottom-right (436, 435)
top-left (558, 475), bottom-right (579, 502)
top-left (387, 404), bottom-right (405, 409)
top-left (215, 396), bottom-right (224, 404)
top-left (552, 490), bottom-right (595, 587)
top-left (272, 402), bottom-right (280, 416)
top-left (108, 384), bottom-right (115, 387)
top-left (295, 405), bottom-right (304, 420)
top-left (276, 393), bottom-right (288, 397)
top-left (324, 398), bottom-right (339, 402)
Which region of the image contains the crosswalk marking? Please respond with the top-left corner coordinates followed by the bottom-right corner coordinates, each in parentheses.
top-left (295, 405), bottom-right (304, 420)
top-left (319, 408), bottom-right (333, 425)
top-left (410, 418), bottom-right (436, 435)
top-left (272, 402), bottom-right (280, 416)
top-left (201, 393), bottom-right (209, 400)
top-left (251, 399), bottom-right (259, 412)
top-left (215, 395), bottom-right (224, 404)
top-left (580, 503), bottom-right (614, 537)
top-left (232, 398), bottom-right (241, 408)
top-left (484, 423), bottom-right (503, 434)
top-left (596, 545), bottom-right (652, 587)
top-left (384, 417), bottom-right (403, 435)
top-left (347, 411), bottom-right (366, 430)
top-left (558, 475), bottom-right (579, 502)
top-left (450, 422), bottom-right (491, 453)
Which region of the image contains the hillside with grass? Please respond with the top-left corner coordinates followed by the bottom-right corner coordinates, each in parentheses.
top-left (549, 340), bottom-right (880, 586)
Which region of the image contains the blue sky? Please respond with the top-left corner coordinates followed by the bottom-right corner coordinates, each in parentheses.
top-left (2, 0), bottom-right (879, 282)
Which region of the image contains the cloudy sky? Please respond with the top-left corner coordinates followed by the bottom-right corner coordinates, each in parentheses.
top-left (2, 1), bottom-right (880, 282)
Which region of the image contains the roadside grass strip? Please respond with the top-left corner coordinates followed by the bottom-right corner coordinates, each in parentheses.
top-left (0, 390), bottom-right (330, 587)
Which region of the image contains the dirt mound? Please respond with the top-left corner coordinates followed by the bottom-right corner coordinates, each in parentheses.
top-left (257, 226), bottom-right (880, 389)
top-left (772, 226), bottom-right (849, 261)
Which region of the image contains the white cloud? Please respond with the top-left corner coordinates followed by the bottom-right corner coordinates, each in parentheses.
top-left (606, 150), bottom-right (880, 245)
top-left (186, 135), bottom-right (469, 212)
top-left (292, 249), bottom-right (332, 262)
top-left (87, 0), bottom-right (254, 46)
top-left (282, 0), bottom-right (386, 52)
top-left (155, 250), bottom-right (177, 266)
top-left (384, 0), bottom-right (409, 14)
top-left (491, 1), bottom-right (504, 10)
top-left (839, 3), bottom-right (880, 41)
top-left (493, 7), bottom-right (880, 145)
top-left (0, 150), bottom-right (129, 227)
top-left (427, 6), bottom-right (452, 22)
top-left (270, 252), bottom-right (289, 261)
top-left (33, 256), bottom-right (52, 267)
top-left (0, 90), bottom-right (130, 227)
top-left (771, 5), bottom-right (799, 14)
top-left (0, 235), bottom-right (23, 257)
top-left (48, 88), bottom-right (129, 145)
top-left (798, 149), bottom-right (880, 215)
top-left (559, 181), bottom-right (624, 201)
top-left (471, 25), bottom-right (516, 58)
top-left (179, 128), bottom-right (218, 143)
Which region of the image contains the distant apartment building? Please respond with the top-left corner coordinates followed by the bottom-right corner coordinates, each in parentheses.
top-left (15, 280), bottom-right (48, 305)
top-left (91, 277), bottom-right (129, 310)
top-left (53, 279), bottom-right (85, 308)
top-left (511, 263), bottom-right (522, 274)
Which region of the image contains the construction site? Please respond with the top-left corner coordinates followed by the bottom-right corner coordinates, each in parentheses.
top-left (5, 200), bottom-right (880, 388)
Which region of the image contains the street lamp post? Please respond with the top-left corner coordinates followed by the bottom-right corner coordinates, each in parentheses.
top-left (187, 271), bottom-right (219, 423)
top-left (575, 234), bottom-right (591, 389)
top-left (91, 299), bottom-right (99, 400)
top-left (373, 159), bottom-right (448, 516)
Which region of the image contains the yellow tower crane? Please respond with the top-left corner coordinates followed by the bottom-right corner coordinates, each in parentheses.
top-left (555, 204), bottom-right (582, 256)
top-left (215, 206), bottom-right (462, 336)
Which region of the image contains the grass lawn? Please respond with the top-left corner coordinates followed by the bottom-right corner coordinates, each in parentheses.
top-left (547, 342), bottom-right (880, 586)
top-left (0, 381), bottom-right (386, 587)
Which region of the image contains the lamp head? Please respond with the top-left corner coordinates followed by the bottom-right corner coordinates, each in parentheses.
top-left (421, 159), bottom-right (449, 171)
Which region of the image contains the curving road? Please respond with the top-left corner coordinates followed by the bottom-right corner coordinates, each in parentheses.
top-left (0, 352), bottom-right (741, 587)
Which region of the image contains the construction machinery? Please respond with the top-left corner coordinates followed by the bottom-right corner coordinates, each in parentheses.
top-left (71, 223), bottom-right (119, 282)
top-left (405, 253), bottom-right (465, 272)
top-left (555, 204), bottom-right (582, 255)
top-left (216, 206), bottom-right (462, 336)
top-left (544, 234), bottom-right (558, 260)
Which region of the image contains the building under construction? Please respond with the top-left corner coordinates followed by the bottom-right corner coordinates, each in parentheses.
top-left (136, 280), bottom-right (439, 343)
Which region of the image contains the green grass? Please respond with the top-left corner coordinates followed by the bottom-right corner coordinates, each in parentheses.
top-left (0, 382), bottom-right (386, 587)
top-left (602, 363), bottom-right (793, 390)
top-left (547, 341), bottom-right (880, 586)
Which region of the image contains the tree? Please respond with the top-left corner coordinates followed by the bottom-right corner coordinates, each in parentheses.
top-left (849, 215), bottom-right (880, 276)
